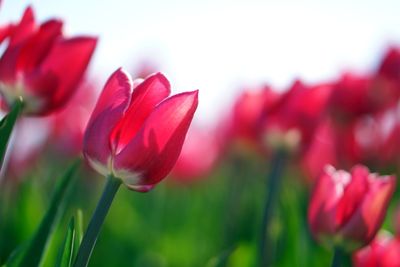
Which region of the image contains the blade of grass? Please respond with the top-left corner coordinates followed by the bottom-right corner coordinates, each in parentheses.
top-left (74, 210), bottom-right (84, 259)
top-left (13, 160), bottom-right (80, 267)
top-left (56, 218), bottom-right (75, 267)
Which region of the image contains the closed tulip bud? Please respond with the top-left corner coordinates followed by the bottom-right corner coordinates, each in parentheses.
top-left (308, 165), bottom-right (396, 251)
top-left (83, 68), bottom-right (198, 192)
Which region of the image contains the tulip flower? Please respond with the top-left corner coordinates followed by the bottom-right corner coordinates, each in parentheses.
top-left (0, 6), bottom-right (96, 172)
top-left (377, 46), bottom-right (400, 84)
top-left (261, 80), bottom-right (333, 153)
top-left (308, 165), bottom-right (396, 251)
top-left (75, 68), bottom-right (198, 267)
top-left (83, 68), bottom-right (198, 192)
top-left (228, 85), bottom-right (280, 152)
top-left (353, 231), bottom-right (400, 267)
top-left (0, 6), bottom-right (97, 115)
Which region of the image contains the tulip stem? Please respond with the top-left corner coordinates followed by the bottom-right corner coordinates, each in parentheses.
top-left (73, 174), bottom-right (121, 267)
top-left (0, 97), bottom-right (24, 173)
top-left (331, 247), bottom-right (345, 267)
top-left (258, 149), bottom-right (287, 267)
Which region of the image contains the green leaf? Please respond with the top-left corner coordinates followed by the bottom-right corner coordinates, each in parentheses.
top-left (2, 242), bottom-right (28, 267)
top-left (75, 210), bottom-right (84, 245)
top-left (13, 160), bottom-right (80, 267)
top-left (56, 217), bottom-right (76, 267)
top-left (206, 246), bottom-right (236, 267)
top-left (0, 98), bottom-right (23, 171)
top-left (74, 210), bottom-right (84, 257)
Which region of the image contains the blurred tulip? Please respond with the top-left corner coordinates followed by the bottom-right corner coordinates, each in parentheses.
top-left (301, 120), bottom-right (337, 182)
top-left (308, 165), bottom-right (396, 250)
top-left (171, 125), bottom-right (224, 182)
top-left (261, 80), bottom-right (332, 153)
top-left (378, 46), bottom-right (400, 84)
top-left (353, 231), bottom-right (400, 267)
top-left (329, 73), bottom-right (398, 123)
top-left (49, 79), bottom-right (99, 156)
top-left (228, 85), bottom-right (280, 151)
top-left (0, 6), bottom-right (97, 115)
top-left (83, 68), bottom-right (198, 192)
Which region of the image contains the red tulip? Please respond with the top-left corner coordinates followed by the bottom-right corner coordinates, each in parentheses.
top-left (378, 46), bottom-right (400, 84)
top-left (301, 120), bottom-right (337, 182)
top-left (353, 232), bottom-right (400, 267)
top-left (329, 73), bottom-right (398, 123)
top-left (261, 80), bottom-right (332, 152)
top-left (0, 6), bottom-right (97, 115)
top-left (83, 68), bottom-right (198, 192)
top-left (228, 85), bottom-right (280, 151)
top-left (308, 165), bottom-right (396, 250)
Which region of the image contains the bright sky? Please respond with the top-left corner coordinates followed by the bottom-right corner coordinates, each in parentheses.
top-left (2, 0), bottom-right (400, 123)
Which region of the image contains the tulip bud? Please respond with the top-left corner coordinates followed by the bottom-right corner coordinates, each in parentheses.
top-left (83, 68), bottom-right (198, 192)
top-left (308, 165), bottom-right (396, 251)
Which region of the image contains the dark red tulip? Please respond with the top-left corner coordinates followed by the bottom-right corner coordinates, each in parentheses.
top-left (308, 165), bottom-right (396, 250)
top-left (83, 68), bottom-right (198, 192)
top-left (378, 46), bottom-right (400, 84)
top-left (0, 6), bottom-right (97, 115)
top-left (354, 232), bottom-right (400, 267)
top-left (329, 73), bottom-right (398, 123)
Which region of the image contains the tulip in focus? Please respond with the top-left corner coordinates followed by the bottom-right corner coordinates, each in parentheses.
top-left (308, 165), bottom-right (396, 250)
top-left (0, 6), bottom-right (97, 115)
top-left (83, 68), bottom-right (198, 192)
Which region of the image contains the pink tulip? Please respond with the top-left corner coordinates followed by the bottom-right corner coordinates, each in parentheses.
top-left (308, 165), bottom-right (396, 250)
top-left (83, 68), bottom-right (198, 192)
top-left (0, 6), bottom-right (97, 115)
top-left (354, 232), bottom-right (400, 267)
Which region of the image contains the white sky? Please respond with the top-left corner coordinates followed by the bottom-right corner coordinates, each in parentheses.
top-left (2, 0), bottom-right (400, 124)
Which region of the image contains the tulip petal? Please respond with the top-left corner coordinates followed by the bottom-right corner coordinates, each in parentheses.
top-left (9, 6), bottom-right (36, 46)
top-left (340, 174), bottom-right (395, 246)
top-left (114, 90), bottom-right (198, 191)
top-left (25, 36), bottom-right (97, 114)
top-left (83, 68), bottom-right (132, 175)
top-left (308, 166), bottom-right (343, 237)
top-left (111, 73), bottom-right (170, 153)
top-left (335, 165), bottom-right (369, 229)
top-left (0, 24), bottom-right (14, 44)
top-left (16, 19), bottom-right (63, 74)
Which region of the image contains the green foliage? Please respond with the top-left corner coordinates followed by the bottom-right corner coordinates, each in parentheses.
top-left (0, 98), bottom-right (23, 170)
top-left (56, 218), bottom-right (76, 267)
top-left (3, 160), bottom-right (80, 267)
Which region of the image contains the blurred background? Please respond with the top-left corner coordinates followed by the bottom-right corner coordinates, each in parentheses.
top-left (3, 0), bottom-right (400, 124)
top-left (2, 1), bottom-right (400, 267)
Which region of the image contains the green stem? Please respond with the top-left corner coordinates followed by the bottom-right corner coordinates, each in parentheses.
top-left (73, 174), bottom-right (121, 267)
top-left (258, 149), bottom-right (287, 267)
top-left (0, 98), bottom-right (24, 172)
top-left (331, 247), bottom-right (345, 267)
